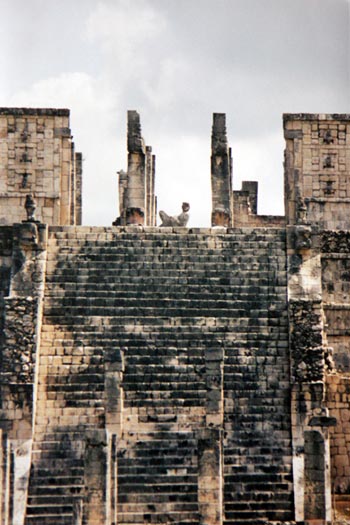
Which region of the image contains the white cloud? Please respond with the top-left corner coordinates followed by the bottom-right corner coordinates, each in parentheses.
top-left (233, 132), bottom-right (285, 216)
top-left (85, 0), bottom-right (167, 77)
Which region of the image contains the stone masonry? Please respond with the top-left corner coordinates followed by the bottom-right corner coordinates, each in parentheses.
top-left (0, 108), bottom-right (82, 226)
top-left (0, 109), bottom-right (349, 524)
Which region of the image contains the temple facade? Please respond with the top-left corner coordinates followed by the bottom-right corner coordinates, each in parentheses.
top-left (0, 108), bottom-right (349, 524)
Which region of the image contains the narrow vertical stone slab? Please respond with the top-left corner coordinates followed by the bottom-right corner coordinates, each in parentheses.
top-left (84, 430), bottom-right (108, 525)
top-left (75, 151), bottom-right (83, 225)
top-left (198, 429), bottom-right (223, 525)
top-left (211, 113), bottom-right (233, 227)
top-left (104, 348), bottom-right (124, 436)
top-left (108, 434), bottom-right (117, 525)
top-left (198, 348), bottom-right (224, 525)
top-left (204, 347), bottom-right (224, 428)
top-left (12, 440), bottom-right (32, 525)
top-left (151, 154), bottom-right (156, 225)
top-left (145, 146), bottom-right (153, 227)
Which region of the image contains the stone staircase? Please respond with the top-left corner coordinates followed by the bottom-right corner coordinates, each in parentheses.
top-left (25, 226), bottom-right (294, 525)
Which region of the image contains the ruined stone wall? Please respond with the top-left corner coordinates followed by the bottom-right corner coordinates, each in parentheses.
top-left (0, 222), bottom-right (47, 524)
top-left (0, 108), bottom-right (82, 226)
top-left (326, 375), bottom-right (350, 494)
top-left (320, 231), bottom-right (350, 496)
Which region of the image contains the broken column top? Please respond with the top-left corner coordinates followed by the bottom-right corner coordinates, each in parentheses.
top-left (127, 110), bottom-right (145, 154)
top-left (211, 113), bottom-right (228, 155)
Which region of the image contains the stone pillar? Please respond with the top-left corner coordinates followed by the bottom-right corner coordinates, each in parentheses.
top-left (125, 110), bottom-right (146, 225)
top-left (198, 429), bottom-right (223, 525)
top-left (70, 142), bottom-right (76, 225)
top-left (12, 440), bottom-right (31, 525)
top-left (84, 430), bottom-right (108, 525)
top-left (0, 433), bottom-right (12, 525)
top-left (75, 152), bottom-right (83, 225)
top-left (144, 146), bottom-right (157, 226)
top-left (104, 348), bottom-right (124, 437)
top-left (59, 121), bottom-right (73, 226)
top-left (211, 113), bottom-right (233, 227)
top-left (105, 349), bottom-right (124, 524)
top-left (287, 225), bottom-right (335, 523)
top-left (114, 111), bottom-right (157, 227)
top-left (108, 434), bottom-right (117, 525)
top-left (198, 347), bottom-right (224, 525)
top-left (151, 154), bottom-right (156, 226)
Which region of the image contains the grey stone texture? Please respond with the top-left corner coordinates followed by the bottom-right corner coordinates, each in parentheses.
top-left (0, 110), bottom-right (350, 524)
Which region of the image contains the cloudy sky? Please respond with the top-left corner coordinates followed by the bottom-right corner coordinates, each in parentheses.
top-left (1, 0), bottom-right (349, 226)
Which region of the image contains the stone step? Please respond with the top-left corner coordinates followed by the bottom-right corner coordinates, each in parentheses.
top-left (41, 315), bottom-right (277, 327)
top-left (47, 242), bottom-right (285, 251)
top-left (46, 270), bottom-right (283, 282)
top-left (117, 492), bottom-right (198, 504)
top-left (48, 247), bottom-right (285, 256)
top-left (46, 263), bottom-right (284, 275)
top-left (117, 511), bottom-right (200, 522)
top-left (25, 514), bottom-right (74, 525)
top-left (26, 503), bottom-right (74, 515)
top-left (46, 286), bottom-right (285, 297)
top-left (44, 298), bottom-right (281, 310)
top-left (224, 521), bottom-right (295, 525)
top-left (117, 466), bottom-right (198, 475)
top-left (224, 509), bottom-right (293, 521)
top-left (118, 449), bottom-right (198, 460)
top-left (225, 497), bottom-right (293, 509)
top-left (27, 495), bottom-right (82, 507)
top-left (117, 480), bottom-right (199, 492)
top-left (116, 503), bottom-right (199, 513)
top-left (44, 306), bottom-right (276, 318)
top-left (117, 474), bottom-right (198, 485)
top-left (28, 482), bottom-right (83, 493)
top-left (30, 466), bottom-right (84, 476)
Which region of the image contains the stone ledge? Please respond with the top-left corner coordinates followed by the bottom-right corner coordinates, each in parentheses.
top-left (283, 113), bottom-right (350, 122)
top-left (0, 107), bottom-right (70, 116)
top-left (48, 225), bottom-right (287, 235)
top-left (0, 193), bottom-right (59, 199)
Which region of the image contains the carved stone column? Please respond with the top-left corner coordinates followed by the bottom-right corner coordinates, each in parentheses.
top-left (211, 113), bottom-right (233, 227)
top-left (125, 110), bottom-right (146, 225)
